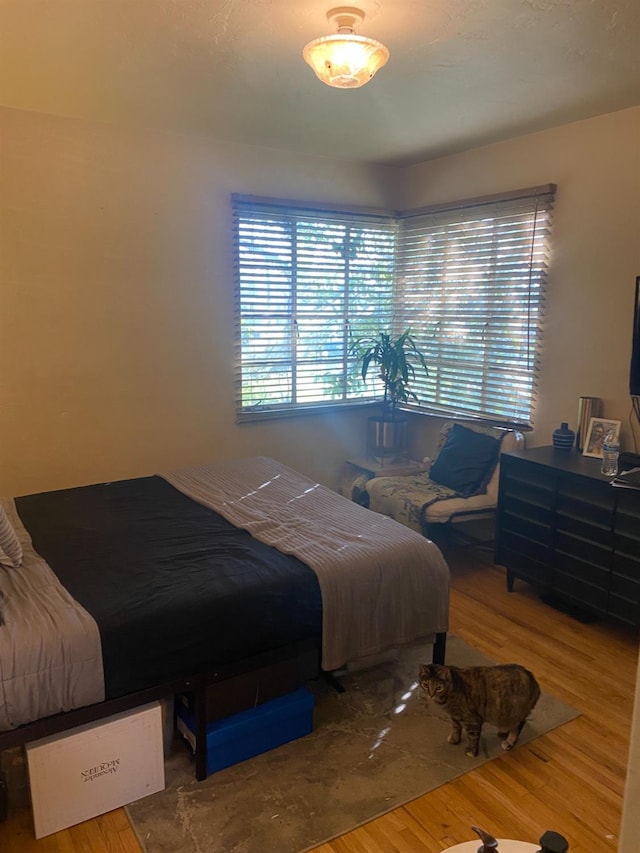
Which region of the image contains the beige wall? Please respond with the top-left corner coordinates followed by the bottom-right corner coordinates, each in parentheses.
top-left (398, 106), bottom-right (640, 456)
top-left (2, 105), bottom-right (640, 498)
top-left (0, 107), bottom-right (397, 495)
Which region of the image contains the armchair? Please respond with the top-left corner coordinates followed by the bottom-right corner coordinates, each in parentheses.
top-left (364, 421), bottom-right (525, 535)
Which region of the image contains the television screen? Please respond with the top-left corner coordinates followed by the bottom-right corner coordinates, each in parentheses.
top-left (631, 276), bottom-right (640, 396)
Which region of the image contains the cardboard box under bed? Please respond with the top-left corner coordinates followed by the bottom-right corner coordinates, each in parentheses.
top-left (25, 702), bottom-right (165, 839)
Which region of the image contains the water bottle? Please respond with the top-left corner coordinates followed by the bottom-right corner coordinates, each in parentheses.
top-left (601, 428), bottom-right (620, 477)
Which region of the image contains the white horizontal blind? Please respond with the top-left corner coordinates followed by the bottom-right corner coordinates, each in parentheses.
top-left (233, 195), bottom-right (396, 418)
top-left (395, 187), bottom-right (555, 425)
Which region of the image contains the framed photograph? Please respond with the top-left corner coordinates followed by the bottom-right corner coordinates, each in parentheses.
top-left (583, 418), bottom-right (622, 458)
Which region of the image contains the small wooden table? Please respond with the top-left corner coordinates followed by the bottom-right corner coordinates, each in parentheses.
top-left (346, 456), bottom-right (426, 478)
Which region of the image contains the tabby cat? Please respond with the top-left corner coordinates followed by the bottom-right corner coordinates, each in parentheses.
top-left (418, 662), bottom-right (540, 757)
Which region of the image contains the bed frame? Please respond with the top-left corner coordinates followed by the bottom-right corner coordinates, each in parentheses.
top-left (0, 629), bottom-right (446, 821)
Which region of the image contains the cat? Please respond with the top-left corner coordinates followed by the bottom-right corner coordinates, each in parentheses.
top-left (418, 662), bottom-right (540, 757)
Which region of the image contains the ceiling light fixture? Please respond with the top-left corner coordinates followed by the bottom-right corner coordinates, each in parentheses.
top-left (303, 6), bottom-right (389, 89)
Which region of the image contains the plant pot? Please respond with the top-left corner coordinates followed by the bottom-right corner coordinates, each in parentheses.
top-left (367, 416), bottom-right (409, 459)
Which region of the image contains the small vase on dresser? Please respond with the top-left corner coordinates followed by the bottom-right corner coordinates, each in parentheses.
top-left (552, 422), bottom-right (575, 450)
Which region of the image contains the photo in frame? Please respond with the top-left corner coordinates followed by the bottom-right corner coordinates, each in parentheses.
top-left (582, 417), bottom-right (622, 458)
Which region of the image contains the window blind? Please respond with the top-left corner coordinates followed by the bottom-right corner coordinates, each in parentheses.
top-left (394, 186), bottom-right (555, 425)
top-left (232, 186), bottom-right (555, 426)
top-left (233, 195), bottom-right (397, 419)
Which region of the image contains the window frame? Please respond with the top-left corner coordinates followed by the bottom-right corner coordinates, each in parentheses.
top-left (233, 186), bottom-right (555, 428)
top-left (233, 194), bottom-right (397, 422)
top-left (393, 184), bottom-right (555, 428)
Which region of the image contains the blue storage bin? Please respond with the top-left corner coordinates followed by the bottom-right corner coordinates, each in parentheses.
top-left (176, 687), bottom-right (314, 775)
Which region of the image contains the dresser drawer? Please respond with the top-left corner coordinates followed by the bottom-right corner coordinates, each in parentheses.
top-left (555, 531), bottom-right (612, 570)
top-left (553, 549), bottom-right (611, 590)
top-left (498, 545), bottom-right (552, 588)
top-left (500, 510), bottom-right (553, 545)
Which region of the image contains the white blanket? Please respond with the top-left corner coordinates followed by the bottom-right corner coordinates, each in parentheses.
top-left (163, 456), bottom-right (450, 671)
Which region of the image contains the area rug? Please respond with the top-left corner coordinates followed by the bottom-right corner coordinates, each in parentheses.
top-left (126, 636), bottom-right (579, 853)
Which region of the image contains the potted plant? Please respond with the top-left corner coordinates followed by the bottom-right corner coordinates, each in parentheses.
top-left (350, 329), bottom-right (428, 459)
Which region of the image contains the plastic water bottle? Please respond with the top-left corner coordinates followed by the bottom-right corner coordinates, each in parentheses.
top-left (601, 429), bottom-right (620, 477)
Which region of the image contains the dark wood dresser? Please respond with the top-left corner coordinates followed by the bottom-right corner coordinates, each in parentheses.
top-left (495, 445), bottom-right (640, 628)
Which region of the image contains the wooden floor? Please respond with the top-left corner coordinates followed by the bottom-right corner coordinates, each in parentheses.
top-left (1, 544), bottom-right (638, 853)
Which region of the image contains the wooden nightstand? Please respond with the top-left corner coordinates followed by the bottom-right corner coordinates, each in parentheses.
top-left (346, 457), bottom-right (426, 478)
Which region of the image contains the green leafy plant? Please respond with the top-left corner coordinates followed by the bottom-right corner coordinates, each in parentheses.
top-left (350, 329), bottom-right (428, 421)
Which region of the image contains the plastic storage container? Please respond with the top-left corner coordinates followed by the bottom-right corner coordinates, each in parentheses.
top-left (176, 687), bottom-right (314, 775)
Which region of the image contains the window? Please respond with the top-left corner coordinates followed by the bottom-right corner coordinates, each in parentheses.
top-left (233, 195), bottom-right (396, 420)
top-left (233, 185), bottom-right (555, 426)
top-left (395, 186), bottom-right (555, 425)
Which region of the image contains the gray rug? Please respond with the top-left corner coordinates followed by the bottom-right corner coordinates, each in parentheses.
top-left (126, 637), bottom-right (579, 853)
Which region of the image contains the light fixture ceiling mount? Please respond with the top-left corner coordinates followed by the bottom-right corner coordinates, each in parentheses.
top-left (303, 6), bottom-right (390, 89)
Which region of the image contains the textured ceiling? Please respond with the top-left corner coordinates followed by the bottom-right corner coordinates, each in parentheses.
top-left (2, 0), bottom-right (640, 166)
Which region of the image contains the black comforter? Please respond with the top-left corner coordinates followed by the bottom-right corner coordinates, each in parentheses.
top-left (15, 476), bottom-right (322, 699)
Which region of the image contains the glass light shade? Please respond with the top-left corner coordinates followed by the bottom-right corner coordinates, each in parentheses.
top-left (303, 33), bottom-right (389, 88)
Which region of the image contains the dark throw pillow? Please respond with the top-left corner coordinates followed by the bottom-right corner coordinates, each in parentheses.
top-left (429, 423), bottom-right (501, 496)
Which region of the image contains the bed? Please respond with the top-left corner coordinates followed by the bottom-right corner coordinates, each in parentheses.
top-left (0, 456), bottom-right (450, 781)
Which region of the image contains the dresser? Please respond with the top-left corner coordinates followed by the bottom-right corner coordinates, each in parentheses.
top-left (495, 446), bottom-right (640, 628)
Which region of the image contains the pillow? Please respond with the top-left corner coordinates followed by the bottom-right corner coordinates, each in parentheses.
top-left (0, 504), bottom-right (23, 568)
top-left (429, 423), bottom-right (501, 497)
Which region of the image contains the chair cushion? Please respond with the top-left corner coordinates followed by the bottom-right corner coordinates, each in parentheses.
top-left (365, 473), bottom-right (458, 533)
top-left (423, 491), bottom-right (497, 523)
top-left (428, 423), bottom-right (501, 496)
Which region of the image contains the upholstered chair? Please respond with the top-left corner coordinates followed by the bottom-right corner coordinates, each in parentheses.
top-left (364, 421), bottom-right (525, 535)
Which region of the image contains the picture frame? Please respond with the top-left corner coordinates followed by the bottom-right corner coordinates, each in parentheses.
top-left (582, 417), bottom-right (622, 458)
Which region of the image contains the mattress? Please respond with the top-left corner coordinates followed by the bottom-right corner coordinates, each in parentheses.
top-left (0, 456), bottom-right (449, 732)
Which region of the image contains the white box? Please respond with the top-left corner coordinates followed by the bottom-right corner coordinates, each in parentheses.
top-left (26, 701), bottom-right (165, 839)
